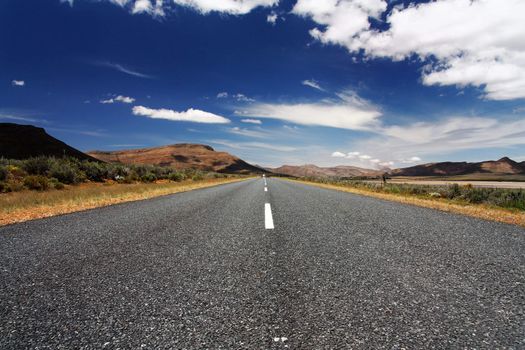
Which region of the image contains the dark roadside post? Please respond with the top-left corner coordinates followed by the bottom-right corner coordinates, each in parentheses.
top-left (381, 172), bottom-right (387, 187)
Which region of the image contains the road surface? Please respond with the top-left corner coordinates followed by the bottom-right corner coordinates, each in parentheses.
top-left (1, 178), bottom-right (524, 349)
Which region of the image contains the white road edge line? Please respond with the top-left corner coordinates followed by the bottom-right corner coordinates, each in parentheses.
top-left (265, 203), bottom-right (274, 229)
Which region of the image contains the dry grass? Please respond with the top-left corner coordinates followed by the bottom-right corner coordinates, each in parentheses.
top-left (289, 179), bottom-right (525, 228)
top-left (0, 178), bottom-right (247, 226)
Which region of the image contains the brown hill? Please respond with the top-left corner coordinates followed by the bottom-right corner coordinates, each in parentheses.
top-left (391, 157), bottom-right (525, 177)
top-left (270, 164), bottom-right (381, 178)
top-left (88, 144), bottom-right (267, 174)
top-left (0, 123), bottom-right (97, 161)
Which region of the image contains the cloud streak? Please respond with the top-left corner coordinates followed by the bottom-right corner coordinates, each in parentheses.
top-left (236, 95), bottom-right (381, 131)
top-left (97, 62), bottom-right (154, 79)
top-left (302, 79), bottom-right (324, 91)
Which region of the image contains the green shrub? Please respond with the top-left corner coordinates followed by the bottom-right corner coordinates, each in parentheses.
top-left (22, 157), bottom-right (53, 175)
top-left (80, 161), bottom-right (107, 182)
top-left (48, 177), bottom-right (65, 190)
top-left (24, 175), bottom-right (50, 191)
top-left (0, 181), bottom-right (9, 193)
top-left (49, 161), bottom-right (82, 184)
top-left (0, 165), bottom-right (8, 181)
top-left (168, 172), bottom-right (186, 182)
top-left (7, 165), bottom-right (27, 179)
top-left (446, 183), bottom-right (462, 199)
top-left (140, 173), bottom-right (157, 183)
top-left (192, 174), bottom-right (204, 181)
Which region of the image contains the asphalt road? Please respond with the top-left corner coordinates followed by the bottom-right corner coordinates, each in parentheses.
top-left (1, 178), bottom-right (524, 349)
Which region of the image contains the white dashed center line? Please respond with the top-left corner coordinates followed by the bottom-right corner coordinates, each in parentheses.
top-left (265, 203), bottom-right (274, 229)
top-left (264, 187), bottom-right (268, 192)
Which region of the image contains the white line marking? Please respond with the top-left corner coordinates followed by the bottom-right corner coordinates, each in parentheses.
top-left (264, 187), bottom-right (268, 192)
top-left (265, 203), bottom-right (274, 229)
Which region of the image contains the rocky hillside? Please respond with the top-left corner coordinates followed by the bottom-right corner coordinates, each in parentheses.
top-left (0, 123), bottom-right (97, 161)
top-left (390, 157), bottom-right (525, 177)
top-left (88, 144), bottom-right (267, 174)
top-left (270, 164), bottom-right (382, 178)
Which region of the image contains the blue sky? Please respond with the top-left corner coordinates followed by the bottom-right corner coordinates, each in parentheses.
top-left (1, 0), bottom-right (524, 168)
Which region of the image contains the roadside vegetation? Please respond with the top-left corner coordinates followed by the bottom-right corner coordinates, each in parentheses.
top-left (0, 156), bottom-right (232, 193)
top-left (294, 177), bottom-right (525, 227)
top-left (0, 156), bottom-right (246, 226)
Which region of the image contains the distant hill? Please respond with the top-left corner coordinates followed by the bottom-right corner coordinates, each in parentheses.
top-left (390, 157), bottom-right (525, 177)
top-left (270, 164), bottom-right (382, 178)
top-left (88, 144), bottom-right (268, 174)
top-left (0, 123), bottom-right (97, 161)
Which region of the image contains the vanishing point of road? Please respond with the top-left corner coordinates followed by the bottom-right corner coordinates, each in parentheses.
top-left (1, 178), bottom-right (524, 349)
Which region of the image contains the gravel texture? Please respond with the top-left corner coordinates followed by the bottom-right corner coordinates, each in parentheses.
top-left (0, 178), bottom-right (524, 349)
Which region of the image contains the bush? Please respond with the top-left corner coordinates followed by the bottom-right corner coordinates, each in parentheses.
top-left (22, 157), bottom-right (53, 175)
top-left (0, 165), bottom-right (8, 181)
top-left (192, 174), bottom-right (204, 181)
top-left (0, 181), bottom-right (9, 193)
top-left (24, 175), bottom-right (50, 191)
top-left (140, 173), bottom-right (157, 183)
top-left (49, 161), bottom-right (82, 184)
top-left (168, 172), bottom-right (186, 182)
top-left (80, 161), bottom-right (107, 182)
top-left (7, 165), bottom-right (26, 179)
top-left (48, 178), bottom-right (65, 190)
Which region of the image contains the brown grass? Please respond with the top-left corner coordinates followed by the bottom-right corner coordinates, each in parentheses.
top-left (289, 179), bottom-right (525, 228)
top-left (0, 178), bottom-right (247, 226)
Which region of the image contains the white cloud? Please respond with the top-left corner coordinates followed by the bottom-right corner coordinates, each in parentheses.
top-left (331, 150), bottom-right (395, 169)
top-left (401, 156), bottom-right (422, 164)
top-left (236, 95), bottom-right (381, 131)
top-left (132, 105), bottom-right (230, 123)
top-left (379, 161), bottom-right (394, 168)
top-left (234, 93), bottom-right (255, 102)
top-left (65, 0), bottom-right (275, 16)
top-left (217, 92), bottom-right (255, 102)
top-left (331, 151), bottom-right (346, 158)
top-left (173, 0), bottom-right (278, 15)
top-left (11, 80), bottom-right (25, 87)
top-left (267, 12), bottom-right (278, 24)
top-left (241, 118), bottom-right (262, 124)
top-left (302, 79), bottom-right (324, 91)
top-left (294, 0), bottom-right (525, 100)
top-left (293, 0), bottom-right (386, 47)
top-left (356, 116), bottom-right (525, 162)
top-left (132, 0), bottom-right (165, 16)
top-left (100, 95), bottom-right (135, 104)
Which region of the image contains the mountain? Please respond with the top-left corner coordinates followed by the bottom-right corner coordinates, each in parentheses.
top-left (390, 157), bottom-right (525, 177)
top-left (88, 144), bottom-right (268, 174)
top-left (0, 123), bottom-right (97, 161)
top-left (270, 164), bottom-right (382, 178)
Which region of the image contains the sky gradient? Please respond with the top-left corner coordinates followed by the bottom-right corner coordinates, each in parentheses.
top-left (1, 0), bottom-right (524, 168)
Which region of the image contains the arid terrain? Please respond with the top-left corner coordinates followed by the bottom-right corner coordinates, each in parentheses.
top-left (270, 164), bottom-right (382, 178)
top-left (88, 144), bottom-right (267, 174)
